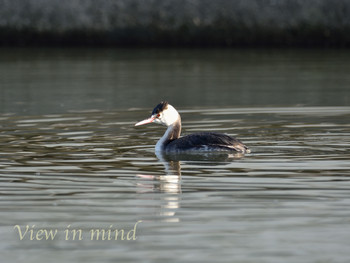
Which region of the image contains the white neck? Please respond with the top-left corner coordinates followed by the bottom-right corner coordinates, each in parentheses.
top-left (155, 125), bottom-right (173, 152)
top-left (155, 117), bottom-right (182, 152)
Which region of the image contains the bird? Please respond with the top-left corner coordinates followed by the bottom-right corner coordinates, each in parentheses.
top-left (135, 101), bottom-right (250, 154)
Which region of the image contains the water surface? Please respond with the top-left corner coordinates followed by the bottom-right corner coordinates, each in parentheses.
top-left (1, 106), bottom-right (350, 262)
top-left (1, 48), bottom-right (350, 262)
top-left (0, 48), bottom-right (349, 115)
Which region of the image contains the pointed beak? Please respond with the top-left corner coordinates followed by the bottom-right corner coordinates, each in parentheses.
top-left (135, 116), bottom-right (156, 126)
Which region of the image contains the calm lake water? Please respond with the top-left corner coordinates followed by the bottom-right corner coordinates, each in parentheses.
top-left (1, 48), bottom-right (350, 263)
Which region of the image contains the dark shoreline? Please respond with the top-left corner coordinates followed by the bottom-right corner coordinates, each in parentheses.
top-left (1, 27), bottom-right (350, 48)
top-left (1, 0), bottom-right (350, 47)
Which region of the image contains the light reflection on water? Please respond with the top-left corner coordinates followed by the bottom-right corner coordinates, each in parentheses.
top-left (1, 106), bottom-right (350, 262)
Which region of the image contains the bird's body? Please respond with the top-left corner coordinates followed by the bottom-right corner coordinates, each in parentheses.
top-left (164, 132), bottom-right (249, 153)
top-left (135, 101), bottom-right (250, 154)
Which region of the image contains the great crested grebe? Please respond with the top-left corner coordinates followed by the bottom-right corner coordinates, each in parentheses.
top-left (135, 101), bottom-right (250, 154)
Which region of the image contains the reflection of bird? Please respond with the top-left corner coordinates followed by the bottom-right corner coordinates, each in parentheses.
top-left (135, 101), bottom-right (250, 154)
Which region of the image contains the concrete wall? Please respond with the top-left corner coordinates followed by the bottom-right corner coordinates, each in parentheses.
top-left (1, 0), bottom-right (350, 46)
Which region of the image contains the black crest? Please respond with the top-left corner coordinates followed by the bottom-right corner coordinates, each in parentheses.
top-left (152, 101), bottom-right (169, 115)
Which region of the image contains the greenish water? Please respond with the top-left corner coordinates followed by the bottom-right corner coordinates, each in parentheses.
top-left (0, 48), bottom-right (350, 263)
top-left (0, 48), bottom-right (349, 115)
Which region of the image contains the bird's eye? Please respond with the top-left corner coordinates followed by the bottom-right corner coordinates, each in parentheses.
top-left (156, 114), bottom-right (160, 118)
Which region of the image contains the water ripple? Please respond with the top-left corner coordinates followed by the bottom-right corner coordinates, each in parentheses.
top-left (1, 107), bottom-right (350, 262)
